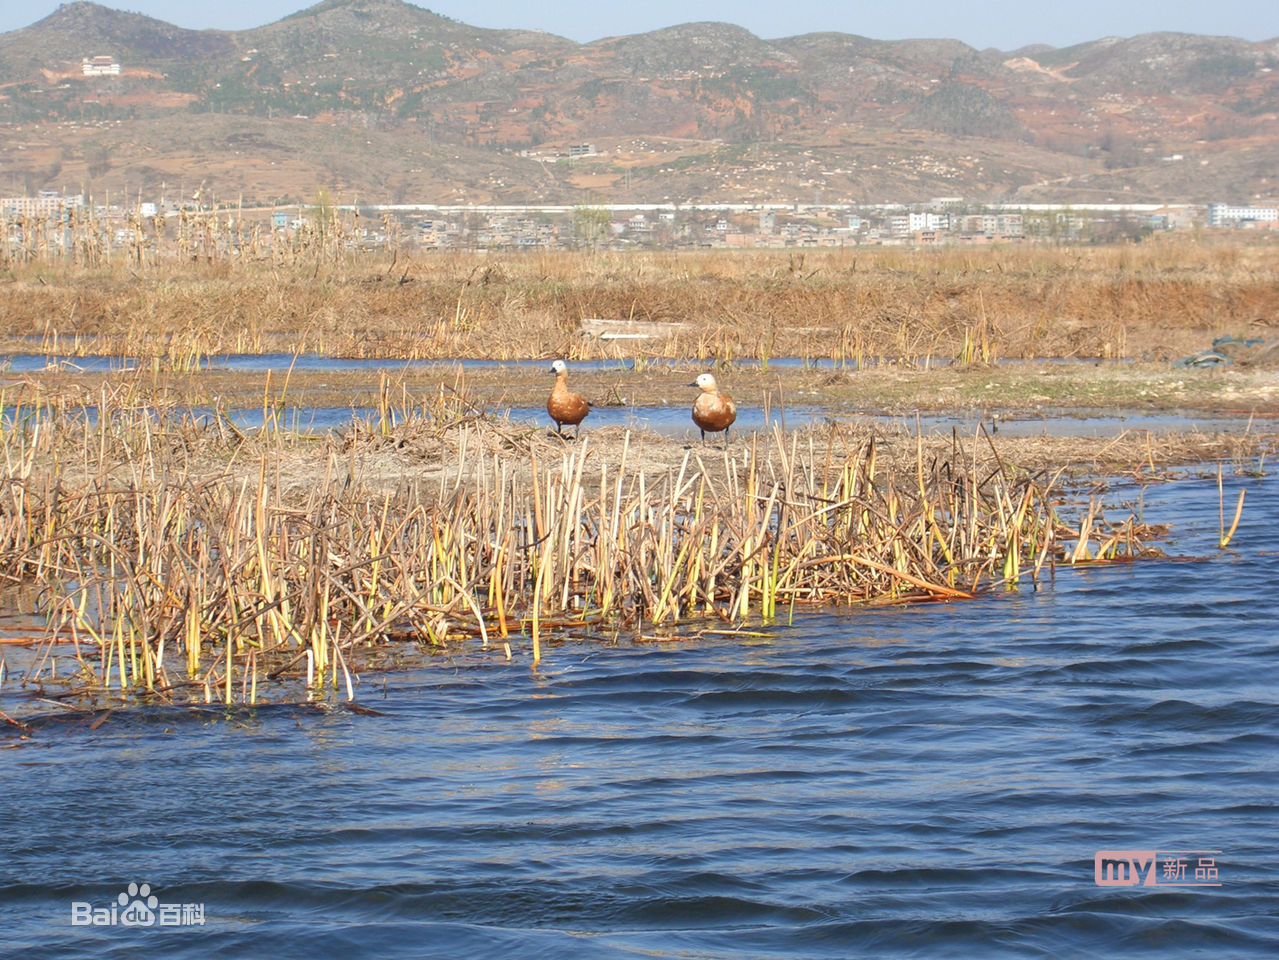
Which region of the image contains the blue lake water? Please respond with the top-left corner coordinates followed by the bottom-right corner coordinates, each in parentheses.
top-left (5, 398), bottom-right (1258, 441)
top-left (13, 353), bottom-right (859, 373)
top-left (2, 353), bottom-right (1130, 374)
top-left (1, 472), bottom-right (1276, 958)
top-left (130, 403), bottom-right (1269, 441)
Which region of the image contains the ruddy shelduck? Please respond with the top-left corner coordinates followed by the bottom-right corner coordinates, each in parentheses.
top-left (690, 372), bottom-right (737, 445)
top-left (547, 359), bottom-right (591, 437)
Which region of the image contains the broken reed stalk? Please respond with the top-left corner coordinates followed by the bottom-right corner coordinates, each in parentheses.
top-left (0, 381), bottom-right (1164, 707)
top-left (1218, 465), bottom-right (1247, 548)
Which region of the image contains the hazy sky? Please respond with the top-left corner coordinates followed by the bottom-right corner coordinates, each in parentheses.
top-left (2, 0), bottom-right (1276, 50)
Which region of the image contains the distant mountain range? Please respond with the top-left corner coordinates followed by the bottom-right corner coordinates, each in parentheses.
top-left (0, 0), bottom-right (1276, 206)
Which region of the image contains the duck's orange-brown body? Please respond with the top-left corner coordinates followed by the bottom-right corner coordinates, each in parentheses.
top-left (691, 373), bottom-right (736, 444)
top-left (548, 360), bottom-right (590, 436)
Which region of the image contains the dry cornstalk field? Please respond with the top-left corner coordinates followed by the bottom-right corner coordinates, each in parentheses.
top-left (1, 233), bottom-right (1277, 365)
top-left (0, 374), bottom-right (1203, 712)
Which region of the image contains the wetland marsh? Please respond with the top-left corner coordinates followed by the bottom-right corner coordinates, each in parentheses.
top-left (1, 242), bottom-right (1276, 957)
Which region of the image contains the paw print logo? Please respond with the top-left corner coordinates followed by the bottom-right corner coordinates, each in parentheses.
top-left (117, 882), bottom-right (158, 927)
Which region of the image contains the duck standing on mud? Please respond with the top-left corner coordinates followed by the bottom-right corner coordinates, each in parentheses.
top-left (690, 372), bottom-right (737, 446)
top-left (547, 359), bottom-right (591, 437)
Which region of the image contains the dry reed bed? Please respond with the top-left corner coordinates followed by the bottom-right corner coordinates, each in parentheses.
top-left (0, 378), bottom-right (1165, 711)
top-left (3, 242), bottom-right (1276, 366)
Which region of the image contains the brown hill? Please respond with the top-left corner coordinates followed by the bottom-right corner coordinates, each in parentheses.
top-left (0, 0), bottom-right (1276, 205)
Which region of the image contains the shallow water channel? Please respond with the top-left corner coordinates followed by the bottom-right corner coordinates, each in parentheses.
top-left (1, 470), bottom-right (1276, 957)
top-left (223, 402), bottom-right (1263, 441)
top-left (6, 350), bottom-right (1266, 441)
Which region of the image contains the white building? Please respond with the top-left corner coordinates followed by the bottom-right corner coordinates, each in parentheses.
top-left (1, 193), bottom-right (84, 218)
top-left (82, 55), bottom-right (122, 76)
top-left (892, 212), bottom-right (949, 235)
top-left (1207, 203), bottom-right (1279, 227)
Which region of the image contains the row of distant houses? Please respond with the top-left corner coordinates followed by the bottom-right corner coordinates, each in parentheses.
top-left (882, 212), bottom-right (1027, 239)
top-left (5, 192), bottom-right (1278, 252)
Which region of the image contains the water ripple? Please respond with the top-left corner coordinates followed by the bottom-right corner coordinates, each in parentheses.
top-left (1, 476), bottom-right (1277, 957)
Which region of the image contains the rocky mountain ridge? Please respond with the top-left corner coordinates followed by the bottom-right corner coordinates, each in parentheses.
top-left (1, 0), bottom-right (1276, 205)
